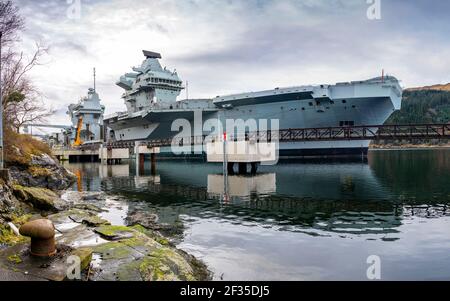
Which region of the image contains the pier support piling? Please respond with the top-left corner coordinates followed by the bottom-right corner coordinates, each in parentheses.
top-left (151, 153), bottom-right (157, 175)
top-left (134, 142), bottom-right (160, 176)
top-left (227, 162), bottom-right (235, 175)
top-left (238, 163), bottom-right (248, 175)
top-left (100, 144), bottom-right (105, 165)
top-left (139, 154), bottom-right (145, 175)
top-left (251, 162), bottom-right (258, 174)
top-left (135, 141), bottom-right (141, 175)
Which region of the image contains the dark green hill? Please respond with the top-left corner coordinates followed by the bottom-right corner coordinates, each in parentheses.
top-left (386, 90), bottom-right (450, 124)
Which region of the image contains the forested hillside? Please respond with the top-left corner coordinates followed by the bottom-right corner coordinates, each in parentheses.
top-left (386, 90), bottom-right (450, 124)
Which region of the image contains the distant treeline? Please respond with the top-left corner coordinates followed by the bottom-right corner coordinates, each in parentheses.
top-left (386, 90), bottom-right (450, 124)
top-left (372, 90), bottom-right (450, 147)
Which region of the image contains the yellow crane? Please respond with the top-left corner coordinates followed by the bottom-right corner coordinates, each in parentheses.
top-left (73, 117), bottom-right (84, 147)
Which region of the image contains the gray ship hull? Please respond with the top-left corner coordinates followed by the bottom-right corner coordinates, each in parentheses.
top-left (105, 76), bottom-right (402, 158)
top-left (104, 51), bottom-right (402, 158)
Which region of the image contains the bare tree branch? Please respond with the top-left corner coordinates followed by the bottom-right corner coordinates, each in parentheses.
top-left (1, 1), bottom-right (52, 133)
top-left (0, 1), bottom-right (24, 46)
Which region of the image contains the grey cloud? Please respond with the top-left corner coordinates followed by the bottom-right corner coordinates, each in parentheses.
top-left (147, 23), bottom-right (169, 34)
top-left (52, 40), bottom-right (89, 54)
top-left (173, 0), bottom-right (449, 85)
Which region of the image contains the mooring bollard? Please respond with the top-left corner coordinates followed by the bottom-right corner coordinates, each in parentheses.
top-left (19, 219), bottom-right (57, 257)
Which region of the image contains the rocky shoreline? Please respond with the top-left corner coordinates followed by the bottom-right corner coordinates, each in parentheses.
top-left (0, 153), bottom-right (211, 281)
top-left (370, 144), bottom-right (450, 150)
top-left (370, 141), bottom-right (450, 150)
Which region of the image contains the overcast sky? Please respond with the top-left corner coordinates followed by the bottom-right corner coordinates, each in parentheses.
top-left (12, 0), bottom-right (450, 131)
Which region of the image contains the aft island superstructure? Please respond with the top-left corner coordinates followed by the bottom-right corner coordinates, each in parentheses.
top-left (104, 50), bottom-right (403, 157)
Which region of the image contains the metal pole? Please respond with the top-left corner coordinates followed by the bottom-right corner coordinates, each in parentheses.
top-left (100, 143), bottom-right (104, 165)
top-left (135, 141), bottom-right (140, 176)
top-left (0, 31), bottom-right (4, 169)
top-left (223, 132), bottom-right (227, 175)
top-left (223, 132), bottom-right (229, 201)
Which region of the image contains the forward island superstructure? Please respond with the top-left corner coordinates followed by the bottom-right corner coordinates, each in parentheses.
top-left (104, 50), bottom-right (403, 157)
top-left (66, 88), bottom-right (105, 145)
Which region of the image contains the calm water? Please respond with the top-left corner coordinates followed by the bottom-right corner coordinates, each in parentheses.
top-left (65, 149), bottom-right (450, 281)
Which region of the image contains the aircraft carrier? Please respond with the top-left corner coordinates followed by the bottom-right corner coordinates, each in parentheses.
top-left (104, 50), bottom-right (403, 157)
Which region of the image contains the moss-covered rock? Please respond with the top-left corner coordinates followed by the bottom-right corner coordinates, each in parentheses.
top-left (4, 129), bottom-right (52, 167)
top-left (139, 247), bottom-right (196, 281)
top-left (0, 214), bottom-right (32, 247)
top-left (72, 203), bottom-right (105, 213)
top-left (81, 216), bottom-right (110, 227)
top-left (28, 166), bottom-right (52, 178)
top-left (7, 254), bottom-right (23, 264)
top-left (4, 130), bottom-right (76, 191)
top-left (91, 225), bottom-right (210, 281)
top-left (48, 209), bottom-right (92, 224)
top-left (9, 165), bottom-right (76, 192)
top-left (47, 208), bottom-right (109, 230)
top-left (116, 260), bottom-right (144, 281)
top-left (71, 248), bottom-right (93, 271)
top-left (11, 214), bottom-right (33, 225)
top-left (12, 185), bottom-right (66, 212)
top-left (130, 225), bottom-right (171, 246)
top-left (0, 181), bottom-right (30, 218)
top-left (94, 225), bottom-right (135, 240)
top-left (0, 225), bottom-right (27, 246)
top-left (93, 241), bottom-right (136, 260)
top-left (125, 211), bottom-right (184, 237)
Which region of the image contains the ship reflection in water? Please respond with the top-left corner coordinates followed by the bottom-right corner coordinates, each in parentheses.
top-left (207, 173), bottom-right (277, 200)
top-left (65, 149), bottom-right (450, 281)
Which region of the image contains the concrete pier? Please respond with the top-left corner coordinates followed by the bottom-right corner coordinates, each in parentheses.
top-left (53, 148), bottom-right (100, 163)
top-left (53, 146), bottom-right (130, 164)
top-left (134, 142), bottom-right (160, 175)
top-left (53, 143), bottom-right (160, 174)
top-left (206, 141), bottom-right (277, 174)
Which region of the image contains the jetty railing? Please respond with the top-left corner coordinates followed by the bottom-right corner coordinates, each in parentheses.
top-left (102, 124), bottom-right (450, 149)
